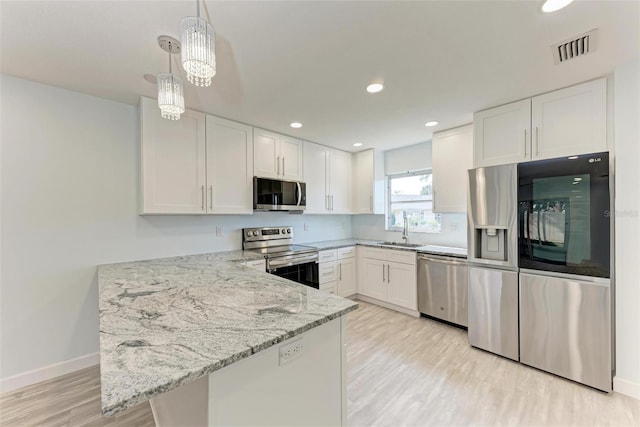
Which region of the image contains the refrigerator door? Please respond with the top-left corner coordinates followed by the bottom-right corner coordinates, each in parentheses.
top-left (468, 164), bottom-right (518, 269)
top-left (468, 266), bottom-right (519, 361)
top-left (519, 272), bottom-right (611, 391)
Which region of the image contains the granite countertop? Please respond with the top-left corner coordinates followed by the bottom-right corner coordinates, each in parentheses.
top-left (98, 250), bottom-right (358, 416)
top-left (305, 238), bottom-right (383, 250)
top-left (305, 239), bottom-right (467, 258)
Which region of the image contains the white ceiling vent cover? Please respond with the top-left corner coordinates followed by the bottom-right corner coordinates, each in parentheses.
top-left (552, 29), bottom-right (598, 65)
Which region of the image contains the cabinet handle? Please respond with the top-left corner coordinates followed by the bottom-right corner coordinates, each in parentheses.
top-left (282, 157), bottom-right (285, 176)
top-left (387, 264), bottom-right (390, 283)
top-left (276, 156), bottom-right (281, 175)
top-left (382, 263), bottom-right (385, 282)
top-left (326, 195), bottom-right (330, 210)
top-left (339, 263), bottom-right (342, 280)
top-left (209, 185), bottom-right (213, 210)
top-left (201, 185), bottom-right (205, 211)
top-left (331, 195), bottom-right (334, 211)
top-left (433, 189), bottom-right (436, 212)
top-left (535, 126), bottom-right (539, 157)
top-left (524, 129), bottom-right (527, 158)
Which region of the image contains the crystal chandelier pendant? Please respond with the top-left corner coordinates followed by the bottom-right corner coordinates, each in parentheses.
top-left (157, 73), bottom-right (185, 120)
top-left (156, 36), bottom-right (185, 120)
top-left (181, 1), bottom-right (216, 87)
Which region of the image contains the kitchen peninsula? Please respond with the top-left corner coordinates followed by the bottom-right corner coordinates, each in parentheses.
top-left (98, 250), bottom-right (357, 426)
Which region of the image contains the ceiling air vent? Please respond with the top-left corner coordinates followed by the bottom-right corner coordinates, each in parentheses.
top-left (552, 29), bottom-right (598, 65)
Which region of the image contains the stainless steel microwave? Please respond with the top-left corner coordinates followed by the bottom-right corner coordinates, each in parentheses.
top-left (253, 177), bottom-right (306, 212)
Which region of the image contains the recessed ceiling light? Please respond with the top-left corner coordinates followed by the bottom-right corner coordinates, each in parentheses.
top-left (366, 83), bottom-right (384, 93)
top-left (353, 143), bottom-right (363, 147)
top-left (290, 122), bottom-right (302, 128)
top-left (425, 121), bottom-right (438, 127)
top-left (541, 0), bottom-right (574, 13)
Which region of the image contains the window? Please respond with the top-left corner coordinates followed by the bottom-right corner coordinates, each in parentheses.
top-left (387, 170), bottom-right (441, 233)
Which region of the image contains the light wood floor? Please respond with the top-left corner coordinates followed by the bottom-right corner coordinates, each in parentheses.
top-left (1, 300), bottom-right (638, 426)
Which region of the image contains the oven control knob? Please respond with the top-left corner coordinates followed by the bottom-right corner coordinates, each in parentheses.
top-left (252, 231), bottom-right (259, 236)
top-left (246, 231), bottom-right (252, 237)
top-left (286, 229), bottom-right (291, 234)
top-left (281, 228), bottom-right (287, 234)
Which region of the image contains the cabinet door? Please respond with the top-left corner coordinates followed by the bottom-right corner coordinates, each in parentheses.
top-left (352, 149), bottom-right (385, 214)
top-left (337, 258), bottom-right (356, 297)
top-left (140, 96), bottom-right (206, 214)
top-left (357, 258), bottom-right (386, 301)
top-left (280, 136), bottom-right (303, 181)
top-left (253, 128), bottom-right (279, 179)
top-left (319, 262), bottom-right (338, 285)
top-left (473, 99), bottom-right (531, 167)
top-left (432, 124), bottom-right (473, 213)
top-left (327, 149), bottom-right (351, 214)
top-left (302, 141), bottom-right (328, 213)
top-left (531, 78), bottom-right (607, 160)
top-left (206, 116), bottom-right (253, 214)
top-left (387, 262), bottom-right (417, 310)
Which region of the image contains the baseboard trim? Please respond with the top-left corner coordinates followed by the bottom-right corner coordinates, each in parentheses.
top-left (355, 294), bottom-right (420, 318)
top-left (0, 352), bottom-right (99, 394)
top-left (613, 376), bottom-right (640, 400)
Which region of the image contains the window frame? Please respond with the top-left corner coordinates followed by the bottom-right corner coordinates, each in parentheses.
top-left (386, 169), bottom-right (441, 234)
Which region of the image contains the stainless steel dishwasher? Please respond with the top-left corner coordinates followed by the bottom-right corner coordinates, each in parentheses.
top-left (417, 253), bottom-right (468, 327)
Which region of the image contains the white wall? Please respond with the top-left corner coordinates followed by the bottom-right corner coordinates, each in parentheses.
top-left (0, 75), bottom-right (352, 384)
top-left (385, 141), bottom-right (432, 175)
top-left (613, 59), bottom-right (640, 399)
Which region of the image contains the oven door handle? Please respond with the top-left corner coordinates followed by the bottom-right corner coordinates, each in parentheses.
top-left (268, 253), bottom-right (319, 269)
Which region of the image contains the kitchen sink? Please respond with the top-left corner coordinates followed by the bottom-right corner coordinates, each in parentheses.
top-left (380, 241), bottom-right (423, 248)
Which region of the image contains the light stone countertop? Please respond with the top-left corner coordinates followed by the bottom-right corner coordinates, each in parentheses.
top-left (98, 250), bottom-right (358, 416)
top-left (305, 239), bottom-right (467, 258)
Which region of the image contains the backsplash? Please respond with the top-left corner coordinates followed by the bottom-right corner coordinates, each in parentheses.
top-left (351, 214), bottom-right (467, 248)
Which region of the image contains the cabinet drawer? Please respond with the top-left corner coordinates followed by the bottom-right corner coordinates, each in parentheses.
top-left (319, 262), bottom-right (337, 284)
top-left (387, 250), bottom-right (416, 266)
top-left (337, 246), bottom-right (355, 259)
top-left (319, 281), bottom-right (337, 295)
top-left (319, 250), bottom-right (337, 263)
top-left (361, 246), bottom-right (387, 260)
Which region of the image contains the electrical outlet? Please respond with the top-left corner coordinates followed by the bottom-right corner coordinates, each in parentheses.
top-left (279, 338), bottom-right (304, 365)
top-left (304, 223), bottom-right (309, 231)
top-left (215, 226), bottom-right (223, 237)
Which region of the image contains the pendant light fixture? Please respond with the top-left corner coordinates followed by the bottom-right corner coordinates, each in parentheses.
top-left (157, 36), bottom-right (185, 121)
top-left (181, 0), bottom-right (216, 87)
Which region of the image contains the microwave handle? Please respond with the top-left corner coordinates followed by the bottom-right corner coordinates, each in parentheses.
top-left (296, 181), bottom-right (302, 206)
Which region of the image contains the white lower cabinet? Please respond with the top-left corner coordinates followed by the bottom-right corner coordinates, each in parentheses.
top-left (356, 247), bottom-right (418, 313)
top-left (318, 247), bottom-right (356, 297)
top-left (243, 259), bottom-right (266, 272)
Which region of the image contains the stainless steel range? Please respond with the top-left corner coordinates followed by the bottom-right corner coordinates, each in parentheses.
top-left (243, 226), bottom-right (319, 289)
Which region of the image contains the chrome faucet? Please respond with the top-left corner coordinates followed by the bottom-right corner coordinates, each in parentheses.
top-left (402, 212), bottom-right (409, 243)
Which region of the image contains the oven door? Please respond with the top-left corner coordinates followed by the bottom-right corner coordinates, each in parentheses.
top-left (518, 152), bottom-right (610, 278)
top-left (268, 254), bottom-right (319, 289)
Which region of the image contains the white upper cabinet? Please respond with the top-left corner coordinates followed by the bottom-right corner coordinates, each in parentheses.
top-left (140, 96), bottom-right (253, 215)
top-left (140, 97), bottom-right (207, 214)
top-left (432, 124), bottom-right (473, 213)
top-left (205, 115), bottom-right (253, 214)
top-left (352, 149), bottom-right (385, 214)
top-left (327, 149), bottom-right (351, 214)
top-left (473, 98), bottom-right (531, 167)
top-left (473, 78), bottom-right (607, 168)
top-left (303, 141), bottom-right (328, 214)
top-left (531, 78), bottom-right (607, 160)
top-left (253, 129), bottom-right (303, 181)
top-left (302, 142), bottom-right (351, 214)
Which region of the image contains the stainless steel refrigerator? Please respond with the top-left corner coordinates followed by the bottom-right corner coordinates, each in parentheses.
top-left (467, 163), bottom-right (520, 361)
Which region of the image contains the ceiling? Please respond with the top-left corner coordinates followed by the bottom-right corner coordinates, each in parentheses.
top-left (1, 1), bottom-right (638, 152)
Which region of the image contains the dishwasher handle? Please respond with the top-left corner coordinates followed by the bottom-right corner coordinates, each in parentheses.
top-left (418, 254), bottom-right (468, 266)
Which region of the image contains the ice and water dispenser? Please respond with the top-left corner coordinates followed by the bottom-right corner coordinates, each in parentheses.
top-left (467, 163), bottom-right (518, 268)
